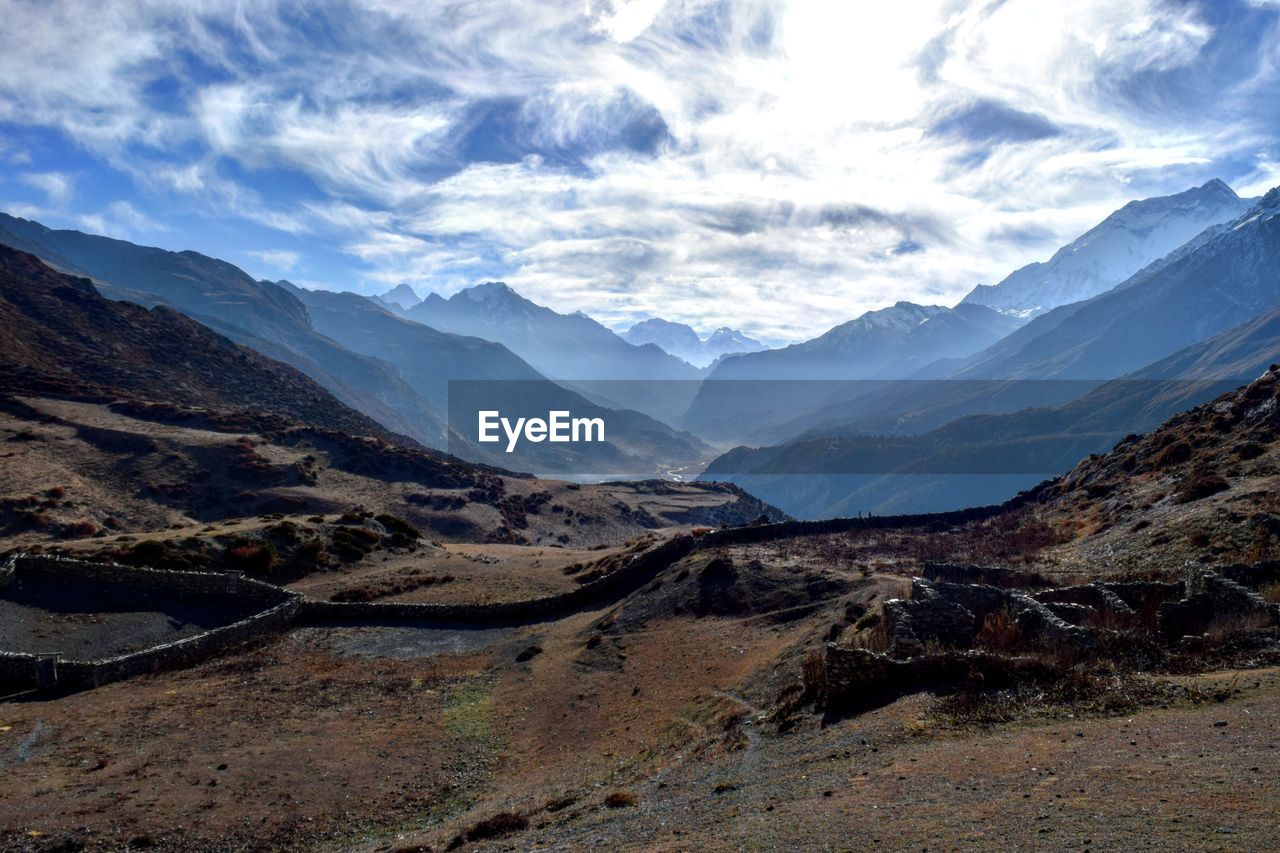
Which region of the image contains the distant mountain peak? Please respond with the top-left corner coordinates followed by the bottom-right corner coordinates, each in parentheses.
top-left (462, 281), bottom-right (519, 301)
top-left (378, 283), bottom-right (421, 310)
top-left (623, 317), bottom-right (764, 367)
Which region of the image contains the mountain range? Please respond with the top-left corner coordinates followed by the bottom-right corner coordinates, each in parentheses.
top-left (622, 318), bottom-right (765, 367)
top-left (0, 213), bottom-right (450, 447)
top-left (699, 184), bottom-right (1280, 517)
top-left (2, 177), bottom-right (1277, 518)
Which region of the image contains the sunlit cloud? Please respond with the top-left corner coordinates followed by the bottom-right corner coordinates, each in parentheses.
top-left (0, 0), bottom-right (1278, 341)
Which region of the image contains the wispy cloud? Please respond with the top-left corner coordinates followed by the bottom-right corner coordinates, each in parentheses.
top-left (247, 248), bottom-right (301, 272)
top-left (21, 170), bottom-right (73, 204)
top-left (0, 0), bottom-right (1278, 341)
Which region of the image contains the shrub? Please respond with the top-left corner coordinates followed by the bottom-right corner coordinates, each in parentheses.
top-left (66, 520), bottom-right (99, 538)
top-left (297, 538), bottom-right (327, 563)
top-left (1176, 471), bottom-right (1229, 503)
top-left (227, 541), bottom-right (279, 575)
top-left (448, 812), bottom-right (529, 848)
top-left (604, 791), bottom-right (637, 808)
top-left (375, 513), bottom-right (421, 540)
top-left (1152, 441), bottom-right (1192, 469)
top-left (129, 539), bottom-right (172, 564)
top-left (975, 608), bottom-right (1023, 654)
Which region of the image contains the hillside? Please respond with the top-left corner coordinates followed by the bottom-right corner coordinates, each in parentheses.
top-left (0, 214), bottom-right (448, 447)
top-left (684, 301), bottom-right (1023, 441)
top-left (954, 187), bottom-right (1280, 381)
top-left (701, 310), bottom-right (1280, 519)
top-left (284, 285), bottom-right (713, 477)
top-left (0, 245), bottom-right (390, 440)
top-left (4, 367), bottom-right (1278, 851)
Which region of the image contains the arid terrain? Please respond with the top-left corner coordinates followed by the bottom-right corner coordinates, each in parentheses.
top-left (3, 367), bottom-right (1279, 850)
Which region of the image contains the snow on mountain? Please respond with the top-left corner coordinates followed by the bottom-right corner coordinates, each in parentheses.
top-left (623, 318), bottom-right (766, 367)
top-left (962, 179), bottom-right (1253, 316)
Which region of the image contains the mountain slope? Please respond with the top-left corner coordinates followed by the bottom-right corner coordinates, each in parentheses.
top-left (683, 301), bottom-right (1023, 441)
top-left (0, 245), bottom-right (396, 440)
top-left (282, 286), bottom-right (714, 477)
top-left (700, 306), bottom-right (1280, 519)
top-left (0, 213), bottom-right (447, 447)
top-left (962, 179), bottom-right (1251, 316)
top-left (955, 187), bottom-right (1280, 381)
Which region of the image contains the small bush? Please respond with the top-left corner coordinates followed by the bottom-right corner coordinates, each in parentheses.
top-left (375, 513), bottom-right (422, 540)
top-left (227, 541), bottom-right (279, 575)
top-left (604, 791), bottom-right (637, 808)
top-left (450, 812), bottom-right (528, 847)
top-left (975, 608), bottom-right (1023, 654)
top-left (1176, 471), bottom-right (1229, 503)
top-left (66, 520), bottom-right (99, 538)
top-left (1152, 441), bottom-right (1193, 469)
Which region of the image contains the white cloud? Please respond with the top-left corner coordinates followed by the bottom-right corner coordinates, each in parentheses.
top-left (21, 171), bottom-right (74, 204)
top-left (0, 0), bottom-right (1277, 341)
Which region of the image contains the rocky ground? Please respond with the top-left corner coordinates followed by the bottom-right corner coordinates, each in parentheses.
top-left (2, 373), bottom-right (1279, 851)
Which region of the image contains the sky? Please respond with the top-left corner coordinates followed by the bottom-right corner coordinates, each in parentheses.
top-left (2, 0), bottom-right (1280, 344)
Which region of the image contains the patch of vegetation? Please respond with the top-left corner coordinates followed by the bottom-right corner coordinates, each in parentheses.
top-left (446, 812), bottom-right (529, 849)
top-left (931, 669), bottom-right (1215, 729)
top-left (443, 679), bottom-right (494, 743)
top-left (226, 539), bottom-right (279, 575)
top-left (604, 790), bottom-right (637, 808)
top-left (1176, 469), bottom-right (1230, 503)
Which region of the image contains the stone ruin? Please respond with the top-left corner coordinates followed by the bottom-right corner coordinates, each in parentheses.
top-left (819, 560), bottom-right (1280, 712)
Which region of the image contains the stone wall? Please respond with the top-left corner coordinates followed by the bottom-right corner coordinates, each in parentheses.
top-left (879, 576), bottom-right (1098, 660)
top-left (1157, 562), bottom-right (1277, 642)
top-left (13, 554), bottom-right (287, 605)
top-left (0, 553), bottom-right (302, 693)
top-left (821, 645), bottom-right (1056, 712)
top-left (698, 500), bottom-right (1017, 550)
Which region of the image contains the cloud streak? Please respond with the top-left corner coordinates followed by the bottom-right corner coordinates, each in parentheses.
top-left (0, 0), bottom-right (1278, 341)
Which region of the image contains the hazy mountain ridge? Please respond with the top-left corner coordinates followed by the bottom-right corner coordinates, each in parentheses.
top-left (0, 213), bottom-right (449, 447)
top-left (281, 284), bottom-right (714, 477)
top-left (0, 244), bottom-right (400, 441)
top-left (409, 283), bottom-right (701, 381)
top-left (623, 318), bottom-right (765, 367)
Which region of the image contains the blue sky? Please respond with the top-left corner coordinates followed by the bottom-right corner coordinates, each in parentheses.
top-left (2, 0), bottom-right (1279, 343)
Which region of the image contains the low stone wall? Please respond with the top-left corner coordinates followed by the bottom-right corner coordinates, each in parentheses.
top-left (1216, 560), bottom-right (1280, 591)
top-left (53, 598), bottom-right (301, 691)
top-left (0, 553), bottom-right (302, 693)
top-left (697, 500), bottom-right (1016, 550)
top-left (881, 576), bottom-right (1098, 660)
top-left (0, 650), bottom-right (40, 690)
top-left (1157, 562), bottom-right (1277, 642)
top-left (922, 562), bottom-right (1050, 589)
top-left (821, 645), bottom-right (1056, 712)
top-left (13, 554), bottom-right (287, 605)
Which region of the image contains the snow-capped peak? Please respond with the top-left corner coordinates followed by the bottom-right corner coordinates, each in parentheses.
top-left (961, 180), bottom-right (1252, 316)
